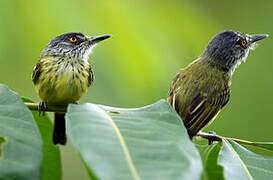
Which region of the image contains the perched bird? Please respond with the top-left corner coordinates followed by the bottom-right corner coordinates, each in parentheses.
top-left (167, 30), bottom-right (268, 139)
top-left (32, 32), bottom-right (111, 145)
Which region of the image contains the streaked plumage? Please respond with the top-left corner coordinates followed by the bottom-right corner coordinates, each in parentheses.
top-left (167, 57), bottom-right (231, 138)
top-left (32, 32), bottom-right (111, 145)
top-left (167, 30), bottom-right (268, 138)
top-left (32, 56), bottom-right (93, 105)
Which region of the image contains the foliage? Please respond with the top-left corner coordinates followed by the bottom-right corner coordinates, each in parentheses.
top-left (0, 1), bottom-right (272, 179)
top-left (66, 101), bottom-right (202, 180)
top-left (0, 85), bottom-right (272, 179)
top-left (0, 85), bottom-right (42, 180)
top-left (0, 85), bottom-right (61, 180)
top-left (22, 97), bottom-right (62, 180)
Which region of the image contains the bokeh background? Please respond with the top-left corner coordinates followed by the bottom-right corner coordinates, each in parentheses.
top-left (0, 0), bottom-right (272, 179)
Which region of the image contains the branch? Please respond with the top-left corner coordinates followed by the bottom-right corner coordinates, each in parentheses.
top-left (23, 103), bottom-right (266, 149)
top-left (197, 132), bottom-right (260, 147)
top-left (24, 102), bottom-right (67, 113)
top-left (224, 137), bottom-right (258, 146)
top-left (197, 132), bottom-right (223, 144)
top-left (24, 103), bottom-right (269, 149)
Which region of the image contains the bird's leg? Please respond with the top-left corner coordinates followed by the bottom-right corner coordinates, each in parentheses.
top-left (197, 131), bottom-right (222, 145)
top-left (208, 131), bottom-right (217, 145)
top-left (38, 101), bottom-right (47, 116)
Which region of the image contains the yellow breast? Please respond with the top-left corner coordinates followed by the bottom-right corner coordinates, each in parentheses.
top-left (32, 56), bottom-right (92, 105)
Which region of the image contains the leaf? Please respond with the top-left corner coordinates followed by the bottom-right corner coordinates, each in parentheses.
top-left (194, 138), bottom-right (224, 180)
top-left (203, 142), bottom-right (224, 180)
top-left (218, 139), bottom-right (273, 180)
top-left (230, 138), bottom-right (273, 152)
top-left (66, 100), bottom-right (203, 180)
top-left (0, 136), bottom-right (6, 157)
top-left (247, 142), bottom-right (273, 152)
top-left (0, 84), bottom-right (43, 180)
top-left (22, 97), bottom-right (62, 180)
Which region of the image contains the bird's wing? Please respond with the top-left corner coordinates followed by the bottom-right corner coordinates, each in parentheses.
top-left (87, 65), bottom-right (94, 87)
top-left (32, 61), bottom-right (42, 85)
top-left (184, 85), bottom-right (230, 137)
top-left (167, 71), bottom-right (184, 106)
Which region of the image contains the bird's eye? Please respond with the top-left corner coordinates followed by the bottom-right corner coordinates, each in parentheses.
top-left (241, 39), bottom-right (247, 47)
top-left (69, 37), bottom-right (78, 43)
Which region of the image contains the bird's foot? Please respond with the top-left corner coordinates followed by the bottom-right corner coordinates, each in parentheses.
top-left (38, 101), bottom-right (47, 116)
top-left (197, 131), bottom-right (222, 145)
top-left (208, 131), bottom-right (217, 145)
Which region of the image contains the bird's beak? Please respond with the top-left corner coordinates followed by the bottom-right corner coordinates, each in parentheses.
top-left (89, 34), bottom-right (111, 44)
top-left (249, 34), bottom-right (269, 43)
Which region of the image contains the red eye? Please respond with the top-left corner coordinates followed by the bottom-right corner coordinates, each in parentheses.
top-left (69, 37), bottom-right (78, 43)
top-left (241, 40), bottom-right (247, 47)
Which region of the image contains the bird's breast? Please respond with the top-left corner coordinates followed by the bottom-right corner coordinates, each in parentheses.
top-left (35, 57), bottom-right (91, 104)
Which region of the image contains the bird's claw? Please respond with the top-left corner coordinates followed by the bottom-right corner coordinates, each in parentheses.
top-left (208, 131), bottom-right (217, 145)
top-left (38, 101), bottom-right (47, 116)
top-left (197, 131), bottom-right (220, 145)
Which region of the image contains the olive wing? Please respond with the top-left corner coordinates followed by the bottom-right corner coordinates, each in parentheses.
top-left (183, 85), bottom-right (231, 137)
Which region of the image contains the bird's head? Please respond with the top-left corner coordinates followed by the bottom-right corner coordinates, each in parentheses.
top-left (201, 30), bottom-right (268, 73)
top-left (40, 32), bottom-right (111, 62)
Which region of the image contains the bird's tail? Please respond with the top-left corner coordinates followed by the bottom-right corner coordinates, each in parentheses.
top-left (53, 113), bottom-right (67, 145)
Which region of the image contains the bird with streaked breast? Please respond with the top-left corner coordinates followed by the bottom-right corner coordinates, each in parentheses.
top-left (167, 30), bottom-right (268, 139)
top-left (32, 32), bottom-right (111, 145)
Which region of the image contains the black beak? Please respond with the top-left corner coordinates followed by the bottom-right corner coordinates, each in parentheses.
top-left (250, 34), bottom-right (269, 43)
top-left (89, 34), bottom-right (111, 44)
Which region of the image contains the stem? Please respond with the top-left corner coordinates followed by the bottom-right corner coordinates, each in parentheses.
top-left (197, 132), bottom-right (223, 142)
top-left (223, 137), bottom-right (256, 146)
top-left (24, 102), bottom-right (67, 113)
top-left (23, 102), bottom-right (266, 148)
top-left (197, 132), bottom-right (258, 147)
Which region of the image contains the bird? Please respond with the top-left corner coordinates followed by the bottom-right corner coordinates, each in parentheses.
top-left (32, 32), bottom-right (111, 145)
top-left (167, 30), bottom-right (268, 139)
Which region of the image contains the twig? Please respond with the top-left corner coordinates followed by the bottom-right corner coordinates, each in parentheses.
top-left (197, 132), bottom-right (223, 144)
top-left (24, 102), bottom-right (67, 113)
top-left (197, 132), bottom-right (262, 147)
top-left (23, 102), bottom-right (268, 148)
top-left (223, 137), bottom-right (258, 146)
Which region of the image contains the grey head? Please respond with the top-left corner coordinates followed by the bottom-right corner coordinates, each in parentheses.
top-left (40, 32), bottom-right (111, 62)
top-left (201, 30), bottom-right (268, 73)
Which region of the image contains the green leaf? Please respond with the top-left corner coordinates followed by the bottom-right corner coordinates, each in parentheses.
top-left (66, 100), bottom-right (203, 180)
top-left (219, 139), bottom-right (273, 180)
top-left (249, 142), bottom-right (273, 152)
top-left (194, 138), bottom-right (224, 180)
top-left (231, 139), bottom-right (273, 152)
top-left (0, 84), bottom-right (42, 180)
top-left (0, 136), bottom-right (6, 157)
top-left (203, 142), bottom-right (224, 180)
top-left (22, 97), bottom-right (62, 180)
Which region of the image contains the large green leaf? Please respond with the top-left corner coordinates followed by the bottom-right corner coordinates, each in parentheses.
top-left (22, 97), bottom-right (62, 180)
top-left (0, 85), bottom-right (42, 180)
top-left (66, 100), bottom-right (203, 180)
top-left (230, 138), bottom-right (273, 152)
top-left (194, 138), bottom-right (224, 180)
top-left (0, 136), bottom-right (5, 157)
top-left (218, 139), bottom-right (273, 180)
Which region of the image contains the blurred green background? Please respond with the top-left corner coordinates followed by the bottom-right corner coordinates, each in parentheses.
top-left (0, 0), bottom-right (272, 179)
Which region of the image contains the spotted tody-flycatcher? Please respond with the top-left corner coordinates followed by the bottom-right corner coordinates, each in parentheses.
top-left (167, 30), bottom-right (268, 139)
top-left (32, 32), bottom-right (111, 145)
